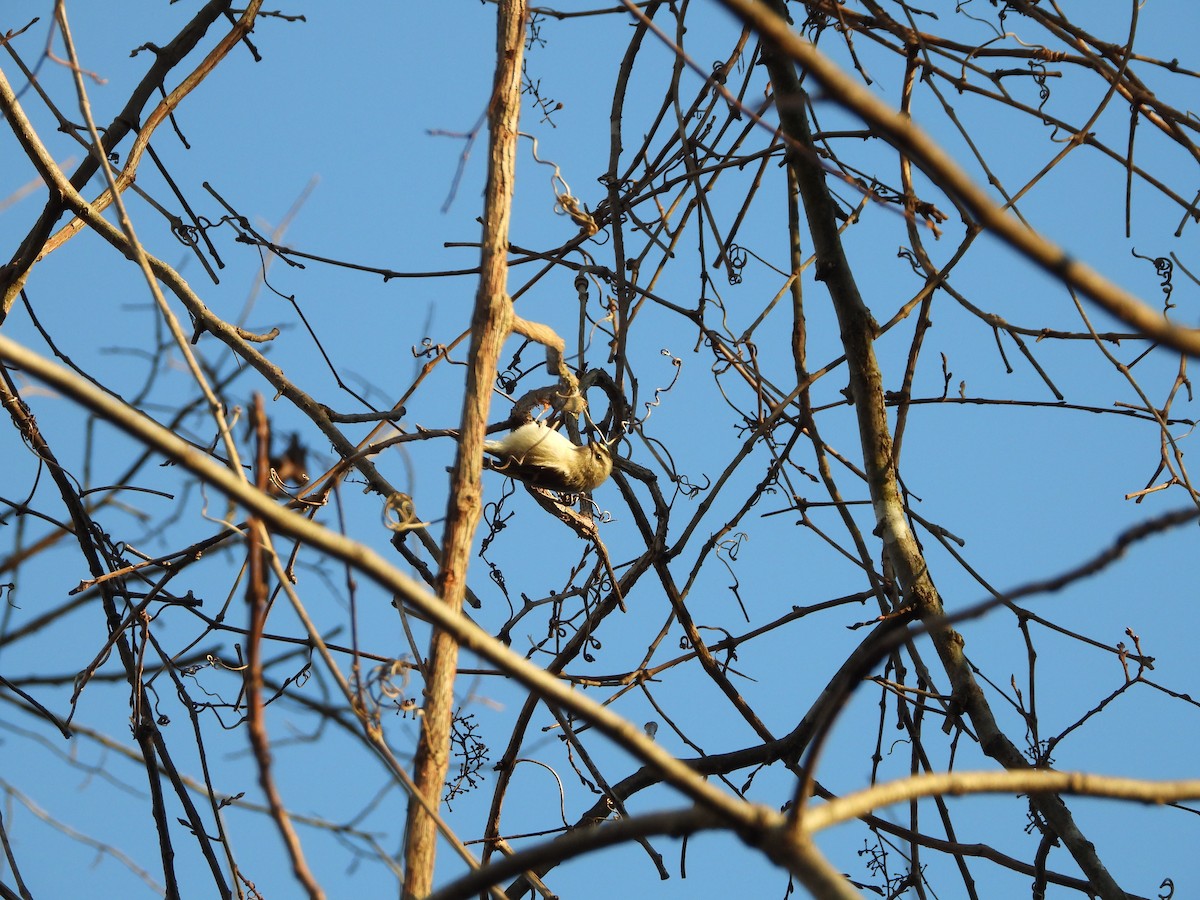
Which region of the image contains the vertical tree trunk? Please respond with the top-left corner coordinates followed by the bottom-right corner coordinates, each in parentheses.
top-left (745, 1), bottom-right (1127, 895)
top-left (401, 1), bottom-right (526, 896)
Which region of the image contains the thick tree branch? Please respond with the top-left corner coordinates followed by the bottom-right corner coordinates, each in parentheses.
top-left (740, 1), bottom-right (1131, 895)
top-left (400, 1), bottom-right (526, 892)
top-left (716, 0), bottom-right (1200, 357)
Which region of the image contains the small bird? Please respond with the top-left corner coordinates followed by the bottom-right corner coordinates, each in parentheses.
top-left (483, 421), bottom-right (612, 493)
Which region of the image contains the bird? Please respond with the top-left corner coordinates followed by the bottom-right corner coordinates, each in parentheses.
top-left (483, 421), bottom-right (612, 493)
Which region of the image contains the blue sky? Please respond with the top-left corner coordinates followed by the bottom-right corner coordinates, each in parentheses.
top-left (1, 2), bottom-right (1199, 898)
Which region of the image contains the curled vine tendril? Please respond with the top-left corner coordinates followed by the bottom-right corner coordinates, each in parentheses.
top-left (725, 243), bottom-right (748, 285)
top-left (1131, 248), bottom-right (1174, 312)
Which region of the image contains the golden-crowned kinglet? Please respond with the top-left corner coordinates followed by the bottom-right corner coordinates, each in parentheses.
top-left (483, 421), bottom-right (612, 493)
